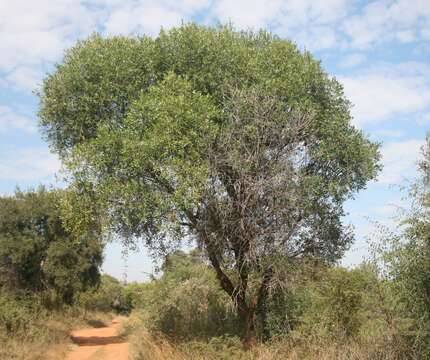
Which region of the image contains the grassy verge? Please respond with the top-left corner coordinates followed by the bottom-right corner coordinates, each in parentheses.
top-left (123, 313), bottom-right (403, 360)
top-left (127, 330), bottom-right (402, 360)
top-left (0, 310), bottom-right (113, 360)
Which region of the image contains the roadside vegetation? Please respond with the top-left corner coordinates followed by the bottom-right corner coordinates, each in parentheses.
top-left (1, 24), bottom-right (429, 359)
top-left (122, 171), bottom-right (430, 359)
top-left (0, 188), bottom-right (130, 359)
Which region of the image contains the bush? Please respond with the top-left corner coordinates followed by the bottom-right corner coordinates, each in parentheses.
top-left (0, 293), bottom-right (34, 333)
top-left (136, 250), bottom-right (238, 339)
top-left (264, 286), bottom-right (308, 338)
top-left (126, 254), bottom-right (417, 359)
top-left (293, 266), bottom-right (377, 340)
top-left (123, 282), bottom-right (147, 310)
top-left (370, 136), bottom-right (430, 358)
top-left (77, 274), bottom-right (131, 314)
top-left (0, 187), bottom-right (104, 307)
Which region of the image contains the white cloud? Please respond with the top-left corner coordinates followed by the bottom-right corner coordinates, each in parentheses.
top-left (3, 67), bottom-right (43, 93)
top-left (210, 0), bottom-right (428, 52)
top-left (0, 1), bottom-right (96, 72)
top-left (417, 112), bottom-right (430, 125)
top-left (213, 0), bottom-right (283, 29)
top-left (396, 30), bottom-right (415, 43)
top-left (375, 129), bottom-right (404, 138)
top-left (206, 0), bottom-right (352, 51)
top-left (0, 0), bottom-right (101, 102)
top-left (339, 53), bottom-right (367, 68)
top-left (0, 148), bottom-right (61, 182)
top-left (271, 0), bottom-right (350, 51)
top-left (378, 139), bottom-right (425, 185)
top-left (104, 3), bottom-right (182, 35)
top-left (290, 26), bottom-right (339, 51)
top-left (0, 106), bottom-right (36, 133)
top-left (343, 0), bottom-right (430, 49)
top-left (339, 62), bottom-right (430, 126)
top-left (281, 0), bottom-right (349, 26)
top-left (422, 28), bottom-right (430, 40)
top-left (104, 0), bottom-right (210, 36)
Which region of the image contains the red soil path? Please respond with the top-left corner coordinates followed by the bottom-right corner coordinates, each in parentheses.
top-left (66, 317), bottom-right (129, 360)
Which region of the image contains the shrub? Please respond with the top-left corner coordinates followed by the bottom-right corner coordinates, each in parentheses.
top-left (0, 187), bottom-right (104, 307)
top-left (137, 250), bottom-right (238, 339)
top-left (264, 286), bottom-right (308, 338)
top-left (296, 266), bottom-right (375, 340)
top-left (77, 274), bottom-right (131, 313)
top-left (0, 293), bottom-right (33, 333)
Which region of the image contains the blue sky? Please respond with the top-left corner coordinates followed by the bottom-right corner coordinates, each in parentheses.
top-left (0, 0), bottom-right (429, 282)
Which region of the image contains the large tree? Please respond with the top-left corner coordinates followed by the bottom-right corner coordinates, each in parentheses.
top-left (38, 25), bottom-right (380, 341)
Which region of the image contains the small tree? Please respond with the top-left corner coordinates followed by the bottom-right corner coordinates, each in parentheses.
top-left (0, 187), bottom-right (104, 305)
top-left (380, 135), bottom-right (430, 357)
top-left (38, 25), bottom-right (380, 342)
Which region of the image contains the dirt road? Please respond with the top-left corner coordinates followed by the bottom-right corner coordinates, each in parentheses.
top-left (66, 317), bottom-right (129, 360)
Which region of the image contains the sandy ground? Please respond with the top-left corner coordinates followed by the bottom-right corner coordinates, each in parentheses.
top-left (66, 317), bottom-right (129, 360)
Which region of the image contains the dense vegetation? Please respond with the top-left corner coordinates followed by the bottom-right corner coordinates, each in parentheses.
top-left (123, 139), bottom-right (430, 359)
top-left (1, 24), bottom-right (429, 359)
top-left (0, 188), bottom-right (128, 359)
top-left (122, 161), bottom-right (430, 359)
top-left (0, 187), bottom-right (104, 307)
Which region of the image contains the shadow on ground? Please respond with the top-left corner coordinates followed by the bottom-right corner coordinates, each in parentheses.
top-left (71, 335), bottom-right (127, 346)
top-left (86, 319), bottom-right (107, 328)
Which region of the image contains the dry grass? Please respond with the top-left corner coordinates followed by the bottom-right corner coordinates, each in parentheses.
top-left (128, 328), bottom-right (406, 360)
top-left (0, 311), bottom-right (114, 360)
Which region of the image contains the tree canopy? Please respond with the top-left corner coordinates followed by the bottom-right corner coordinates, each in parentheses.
top-left (38, 24), bottom-right (380, 340)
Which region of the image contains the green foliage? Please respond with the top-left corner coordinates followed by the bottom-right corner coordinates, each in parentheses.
top-left (0, 293), bottom-right (34, 333)
top-left (37, 34), bottom-right (155, 155)
top-left (38, 24), bottom-right (380, 254)
top-left (127, 259), bottom-right (413, 359)
top-left (77, 274), bottom-right (134, 314)
top-left (299, 267), bottom-right (375, 340)
top-left (0, 188), bottom-right (117, 359)
top-left (260, 264), bottom-right (384, 343)
top-left (263, 286), bottom-right (307, 338)
top-left (377, 135), bottom-right (430, 357)
top-left (0, 187), bottom-right (104, 306)
top-left (119, 282), bottom-right (146, 311)
top-left (38, 24), bottom-right (380, 341)
top-left (136, 250), bottom-right (238, 340)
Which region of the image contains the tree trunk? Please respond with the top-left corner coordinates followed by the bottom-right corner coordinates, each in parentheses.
top-left (256, 295), bottom-right (270, 341)
top-left (238, 305), bottom-right (257, 349)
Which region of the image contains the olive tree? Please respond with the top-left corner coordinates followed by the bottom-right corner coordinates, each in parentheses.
top-left (38, 25), bottom-right (380, 342)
